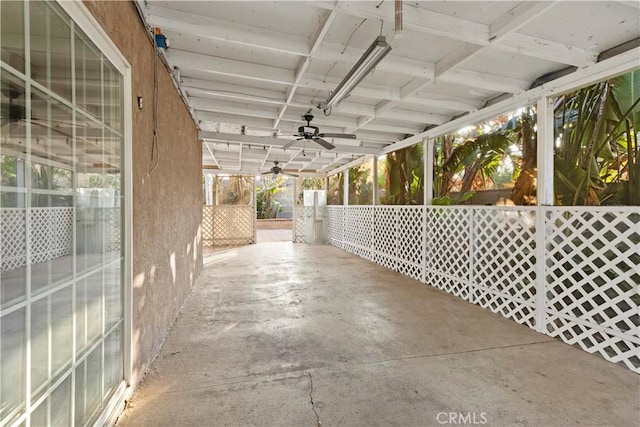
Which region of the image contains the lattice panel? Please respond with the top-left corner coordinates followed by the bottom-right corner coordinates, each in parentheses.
top-left (425, 207), bottom-right (472, 299)
top-left (202, 206), bottom-right (214, 246)
top-left (343, 207), bottom-right (373, 260)
top-left (293, 207), bottom-right (325, 244)
top-left (104, 208), bottom-right (121, 252)
top-left (544, 208), bottom-right (640, 372)
top-left (397, 207), bottom-right (424, 281)
top-left (326, 206), bottom-right (344, 248)
top-left (29, 208), bottom-right (73, 265)
top-left (1, 208), bottom-right (27, 271)
top-left (373, 207), bottom-right (398, 270)
top-left (473, 208), bottom-right (537, 327)
top-left (293, 206), bottom-right (306, 243)
top-left (203, 205), bottom-right (255, 246)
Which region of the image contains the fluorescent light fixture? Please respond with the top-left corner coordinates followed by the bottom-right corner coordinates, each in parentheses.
top-left (322, 36), bottom-right (392, 109)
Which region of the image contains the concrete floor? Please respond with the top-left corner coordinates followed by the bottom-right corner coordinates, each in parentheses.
top-left (256, 228), bottom-right (292, 243)
top-left (117, 242), bottom-right (639, 427)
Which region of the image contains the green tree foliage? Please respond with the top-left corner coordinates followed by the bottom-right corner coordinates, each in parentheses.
top-left (554, 69), bottom-right (640, 205)
top-left (296, 177), bottom-right (325, 205)
top-left (379, 144), bottom-right (424, 205)
top-left (327, 172), bottom-right (343, 205)
top-left (348, 160), bottom-right (373, 205)
top-left (256, 176), bottom-right (284, 219)
top-left (433, 108), bottom-right (535, 205)
top-left (213, 176), bottom-right (252, 205)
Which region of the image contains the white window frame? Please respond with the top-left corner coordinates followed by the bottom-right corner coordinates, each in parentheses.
top-left (55, 2), bottom-right (133, 425)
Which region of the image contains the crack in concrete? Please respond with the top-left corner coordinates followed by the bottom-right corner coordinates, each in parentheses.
top-left (308, 372), bottom-right (321, 427)
top-left (363, 339), bottom-right (558, 367)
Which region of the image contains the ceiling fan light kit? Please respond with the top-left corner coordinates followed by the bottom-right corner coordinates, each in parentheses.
top-left (321, 36), bottom-right (392, 110)
top-left (282, 113), bottom-right (357, 151)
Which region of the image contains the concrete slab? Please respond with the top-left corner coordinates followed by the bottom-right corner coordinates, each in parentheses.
top-left (117, 242), bottom-right (639, 427)
top-left (256, 229), bottom-right (292, 243)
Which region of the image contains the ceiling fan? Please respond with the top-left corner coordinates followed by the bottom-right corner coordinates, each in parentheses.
top-left (282, 111), bottom-right (356, 150)
top-left (261, 161), bottom-right (298, 177)
top-left (1, 83), bottom-right (82, 132)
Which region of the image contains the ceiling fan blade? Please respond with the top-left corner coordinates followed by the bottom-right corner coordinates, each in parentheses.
top-left (283, 172), bottom-right (299, 177)
top-left (282, 139), bottom-right (299, 150)
top-left (318, 133), bottom-right (357, 139)
top-left (312, 137), bottom-right (335, 150)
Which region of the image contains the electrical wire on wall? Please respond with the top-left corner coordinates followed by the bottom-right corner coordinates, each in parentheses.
top-left (149, 40), bottom-right (160, 175)
top-left (132, 1), bottom-right (200, 176)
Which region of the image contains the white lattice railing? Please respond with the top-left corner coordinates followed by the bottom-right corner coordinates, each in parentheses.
top-left (294, 206), bottom-right (328, 244)
top-left (327, 205), bottom-right (640, 373)
top-left (293, 206), bottom-right (306, 243)
top-left (1, 207), bottom-right (122, 272)
top-left (202, 205), bottom-right (255, 246)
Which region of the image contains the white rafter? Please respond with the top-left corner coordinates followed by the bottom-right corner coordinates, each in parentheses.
top-left (141, 0), bottom-right (637, 175)
top-left (274, 9), bottom-right (337, 128)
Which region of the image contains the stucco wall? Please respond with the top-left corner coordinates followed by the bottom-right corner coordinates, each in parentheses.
top-left (83, 0), bottom-right (203, 388)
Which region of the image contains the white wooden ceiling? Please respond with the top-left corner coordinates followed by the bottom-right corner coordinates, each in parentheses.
top-left (137, 1), bottom-right (640, 175)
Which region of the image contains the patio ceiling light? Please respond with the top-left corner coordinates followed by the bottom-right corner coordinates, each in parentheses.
top-left (320, 36), bottom-right (392, 111)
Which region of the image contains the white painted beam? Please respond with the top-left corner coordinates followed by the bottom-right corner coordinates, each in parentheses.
top-left (311, 0), bottom-right (598, 66)
top-left (434, 44), bottom-right (485, 76)
top-left (275, 9), bottom-right (336, 128)
top-left (144, 4), bottom-right (310, 56)
top-left (197, 111), bottom-right (278, 129)
top-left (309, 1), bottom-right (489, 45)
top-left (387, 47), bottom-right (640, 153)
top-left (377, 108), bottom-right (449, 125)
top-left (489, 2), bottom-right (559, 43)
top-left (200, 131), bottom-right (382, 155)
top-left (181, 65), bottom-right (480, 114)
top-left (314, 42), bottom-right (435, 79)
top-left (361, 122), bottom-right (421, 135)
top-left (167, 50), bottom-right (294, 85)
top-left (497, 33), bottom-right (598, 67)
top-left (190, 98), bottom-right (280, 120)
top-left (439, 69), bottom-right (530, 94)
top-left (183, 80), bottom-right (288, 106)
top-left (145, 4), bottom-right (436, 81)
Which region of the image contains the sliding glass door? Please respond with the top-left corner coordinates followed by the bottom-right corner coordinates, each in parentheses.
top-left (1, 1), bottom-right (126, 425)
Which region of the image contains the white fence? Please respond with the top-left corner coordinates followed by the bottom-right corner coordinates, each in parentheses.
top-left (1, 207), bottom-right (121, 272)
top-left (326, 205), bottom-right (640, 373)
top-left (202, 205), bottom-right (255, 246)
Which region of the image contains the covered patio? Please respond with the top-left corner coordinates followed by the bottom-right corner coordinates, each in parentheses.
top-left (116, 242), bottom-right (638, 426)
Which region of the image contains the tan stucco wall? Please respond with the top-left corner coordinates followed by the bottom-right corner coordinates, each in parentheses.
top-left (83, 0), bottom-right (203, 388)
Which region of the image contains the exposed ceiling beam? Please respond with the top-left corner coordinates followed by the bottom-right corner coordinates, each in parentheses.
top-left (489, 2), bottom-right (559, 43)
top-left (439, 69), bottom-right (530, 94)
top-left (309, 0), bottom-right (598, 66)
top-left (314, 42), bottom-right (435, 79)
top-left (197, 111), bottom-right (278, 130)
top-left (275, 9), bottom-right (336, 128)
top-left (498, 33), bottom-right (598, 67)
top-left (320, 153), bottom-right (358, 174)
top-left (144, 4), bottom-right (309, 56)
top-left (387, 46), bottom-right (640, 154)
top-left (167, 49), bottom-right (293, 85)
top-left (298, 152), bottom-right (322, 171)
top-left (200, 131), bottom-right (382, 155)
top-left (179, 57), bottom-right (483, 113)
top-left (145, 4), bottom-right (436, 80)
top-left (373, 108), bottom-right (449, 126)
top-left (309, 1), bottom-right (489, 45)
top-left (183, 80), bottom-right (287, 106)
top-left (202, 141), bottom-right (220, 168)
top-left (190, 98), bottom-right (281, 120)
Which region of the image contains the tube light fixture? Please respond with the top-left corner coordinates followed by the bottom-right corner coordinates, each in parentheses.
top-left (321, 36), bottom-right (392, 110)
